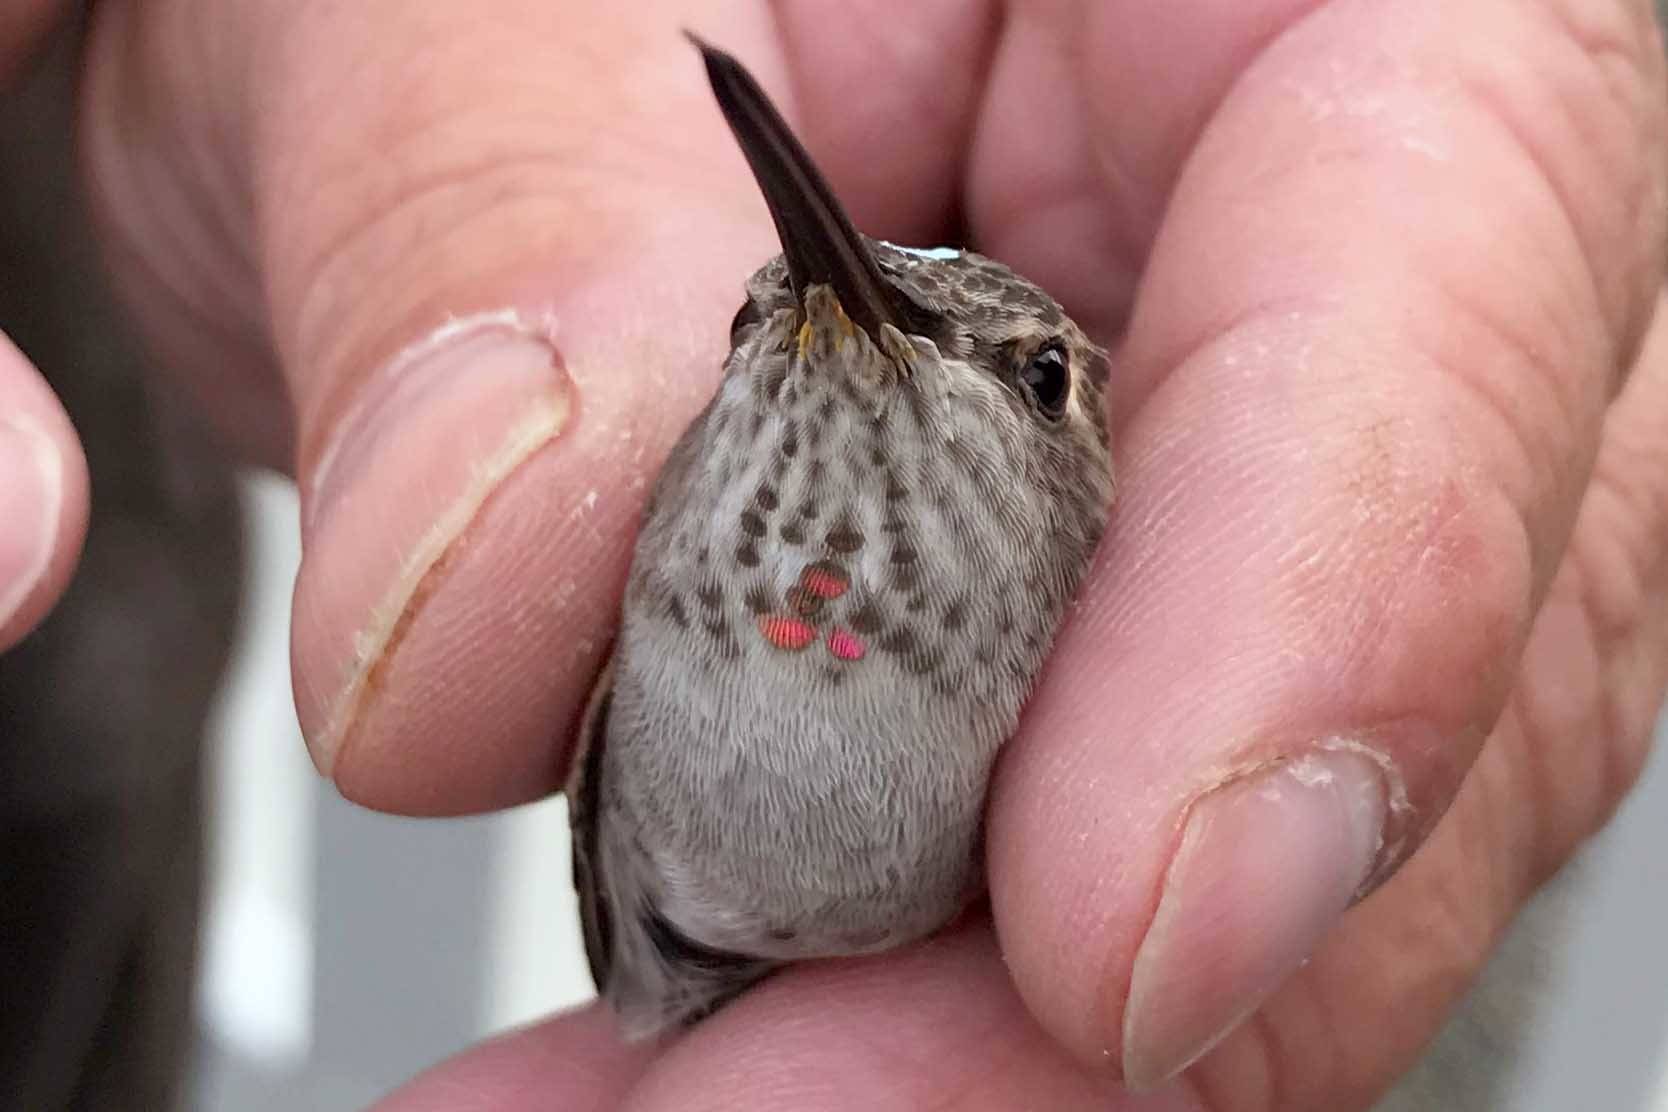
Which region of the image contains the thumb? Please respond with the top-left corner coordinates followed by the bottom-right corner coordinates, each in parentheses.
top-left (85, 2), bottom-right (785, 811)
top-left (0, 331), bottom-right (89, 651)
top-left (978, 0), bottom-right (1666, 1091)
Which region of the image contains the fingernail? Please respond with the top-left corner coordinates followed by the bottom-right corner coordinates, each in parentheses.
top-left (295, 313), bottom-right (571, 775)
top-left (1122, 749), bottom-right (1388, 1089)
top-left (306, 313), bottom-right (567, 533)
top-left (0, 416), bottom-right (62, 631)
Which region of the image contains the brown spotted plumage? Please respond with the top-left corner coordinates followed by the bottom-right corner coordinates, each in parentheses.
top-left (567, 37), bottom-right (1115, 1038)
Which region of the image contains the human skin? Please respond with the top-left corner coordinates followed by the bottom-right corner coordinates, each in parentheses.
top-left (0, 0), bottom-right (88, 655)
top-left (3, 1), bottom-right (1667, 1108)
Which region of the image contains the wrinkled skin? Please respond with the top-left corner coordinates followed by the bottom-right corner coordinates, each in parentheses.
top-left (2, 2), bottom-right (1666, 1109)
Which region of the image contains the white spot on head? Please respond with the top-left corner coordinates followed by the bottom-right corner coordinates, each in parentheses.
top-left (881, 241), bottom-right (962, 261)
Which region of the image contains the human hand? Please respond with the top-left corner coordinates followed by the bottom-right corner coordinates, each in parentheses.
top-left (0, 5), bottom-right (91, 654)
top-left (77, 2), bottom-right (1668, 1109)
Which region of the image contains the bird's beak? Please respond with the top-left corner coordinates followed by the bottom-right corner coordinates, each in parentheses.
top-left (692, 34), bottom-right (909, 341)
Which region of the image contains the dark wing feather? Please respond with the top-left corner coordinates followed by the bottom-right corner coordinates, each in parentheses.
top-left (568, 661), bottom-right (616, 990)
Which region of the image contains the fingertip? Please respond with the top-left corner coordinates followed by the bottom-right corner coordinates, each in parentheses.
top-left (0, 332), bottom-right (88, 652)
top-left (1119, 749), bottom-right (1389, 1088)
top-left (290, 311), bottom-right (615, 813)
top-left (288, 251), bottom-right (747, 815)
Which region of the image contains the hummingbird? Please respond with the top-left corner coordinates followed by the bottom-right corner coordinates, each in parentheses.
top-left (567, 36), bottom-right (1115, 1039)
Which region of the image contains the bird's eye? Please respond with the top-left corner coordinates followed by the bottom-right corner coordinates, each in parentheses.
top-left (1020, 344), bottom-right (1070, 420)
top-left (730, 299), bottom-right (763, 343)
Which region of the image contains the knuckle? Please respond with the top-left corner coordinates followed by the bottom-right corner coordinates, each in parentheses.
top-left (1456, 0), bottom-right (1668, 365)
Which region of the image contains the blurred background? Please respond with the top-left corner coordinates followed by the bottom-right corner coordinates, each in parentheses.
top-left (188, 476), bottom-right (593, 1110)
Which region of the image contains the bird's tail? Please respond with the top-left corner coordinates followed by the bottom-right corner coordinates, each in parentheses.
top-left (603, 877), bottom-right (778, 1040)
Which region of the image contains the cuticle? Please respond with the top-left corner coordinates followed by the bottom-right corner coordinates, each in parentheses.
top-left (1153, 734), bottom-right (1410, 924)
top-left (304, 308), bottom-right (564, 533)
top-left (1117, 734), bottom-right (1414, 1083)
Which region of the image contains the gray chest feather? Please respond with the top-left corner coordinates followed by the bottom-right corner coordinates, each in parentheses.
top-left (601, 371), bottom-right (1063, 956)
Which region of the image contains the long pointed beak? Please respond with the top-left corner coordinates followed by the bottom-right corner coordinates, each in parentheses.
top-left (691, 34), bottom-right (908, 340)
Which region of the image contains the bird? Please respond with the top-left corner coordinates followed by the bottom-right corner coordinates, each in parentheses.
top-left (566, 34), bottom-right (1116, 1040)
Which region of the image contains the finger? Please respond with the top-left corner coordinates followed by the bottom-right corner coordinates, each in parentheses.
top-left (770, 0), bottom-right (1001, 244)
top-left (0, 331), bottom-right (89, 651)
top-left (619, 920), bottom-right (1196, 1111)
top-left (258, 3), bottom-right (771, 814)
top-left (0, 0), bottom-right (65, 86)
top-left (975, 0), bottom-right (1666, 1087)
top-left (1190, 292), bottom-right (1668, 1110)
top-left (81, 0), bottom-right (790, 813)
top-left (969, 0), bottom-right (1665, 355)
top-left (372, 1004), bottom-right (653, 1111)
top-left (967, 0), bottom-right (1335, 337)
top-left (81, 0), bottom-right (995, 814)
top-left (1541, 290), bottom-right (1668, 810)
